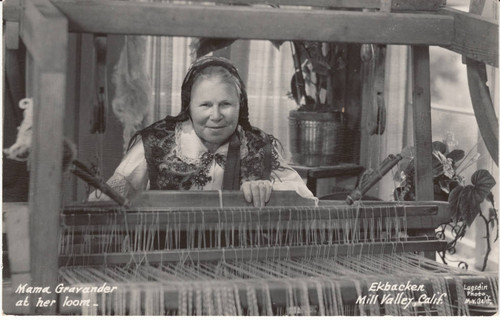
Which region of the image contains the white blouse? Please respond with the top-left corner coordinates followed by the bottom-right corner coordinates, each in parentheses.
top-left (89, 121), bottom-right (314, 201)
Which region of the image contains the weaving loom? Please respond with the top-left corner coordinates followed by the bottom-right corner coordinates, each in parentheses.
top-left (55, 191), bottom-right (498, 316)
top-left (3, 0), bottom-right (498, 316)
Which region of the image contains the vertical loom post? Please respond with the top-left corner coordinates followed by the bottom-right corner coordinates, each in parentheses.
top-left (411, 45), bottom-right (435, 260)
top-left (20, 0), bottom-right (68, 314)
top-left (411, 46), bottom-right (433, 201)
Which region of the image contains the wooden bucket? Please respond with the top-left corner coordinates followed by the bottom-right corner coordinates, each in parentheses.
top-left (288, 110), bottom-right (347, 166)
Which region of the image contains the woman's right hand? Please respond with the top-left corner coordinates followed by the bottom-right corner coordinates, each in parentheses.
top-left (241, 180), bottom-right (272, 207)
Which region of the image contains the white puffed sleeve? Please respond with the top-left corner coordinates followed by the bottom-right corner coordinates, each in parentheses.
top-left (271, 150), bottom-right (316, 199)
top-left (88, 139), bottom-right (149, 201)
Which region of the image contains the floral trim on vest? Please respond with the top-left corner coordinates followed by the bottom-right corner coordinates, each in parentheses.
top-left (140, 119), bottom-right (282, 190)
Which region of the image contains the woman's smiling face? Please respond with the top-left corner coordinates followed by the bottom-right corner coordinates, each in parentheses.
top-left (189, 72), bottom-right (240, 153)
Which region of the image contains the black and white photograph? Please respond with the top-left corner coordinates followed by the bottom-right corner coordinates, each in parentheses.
top-left (1, 0), bottom-right (499, 316)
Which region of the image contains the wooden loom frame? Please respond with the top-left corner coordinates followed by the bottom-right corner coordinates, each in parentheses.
top-left (2, 0), bottom-right (498, 314)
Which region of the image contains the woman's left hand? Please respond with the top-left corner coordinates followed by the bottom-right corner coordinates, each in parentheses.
top-left (241, 180), bottom-right (272, 207)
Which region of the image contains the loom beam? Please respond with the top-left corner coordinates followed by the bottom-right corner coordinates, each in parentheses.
top-left (59, 241), bottom-right (449, 266)
top-left (4, 0), bottom-right (497, 65)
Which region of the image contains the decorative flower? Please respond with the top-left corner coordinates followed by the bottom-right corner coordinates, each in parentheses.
top-left (433, 150), bottom-right (454, 179)
top-left (393, 139), bottom-right (472, 201)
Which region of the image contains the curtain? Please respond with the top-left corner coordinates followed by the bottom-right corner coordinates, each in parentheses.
top-left (144, 36), bottom-right (193, 122)
top-left (245, 40), bottom-right (296, 157)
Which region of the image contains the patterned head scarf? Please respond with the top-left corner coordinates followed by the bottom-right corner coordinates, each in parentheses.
top-left (175, 56), bottom-right (251, 130)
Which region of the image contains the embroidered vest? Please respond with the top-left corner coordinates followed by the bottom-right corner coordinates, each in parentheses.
top-left (140, 119), bottom-right (280, 190)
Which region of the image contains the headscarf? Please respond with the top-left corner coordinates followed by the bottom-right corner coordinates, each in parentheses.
top-left (168, 56), bottom-right (251, 130)
top-left (128, 56), bottom-right (252, 151)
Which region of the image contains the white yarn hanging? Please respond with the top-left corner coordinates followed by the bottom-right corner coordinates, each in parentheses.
top-left (4, 98), bottom-right (33, 162)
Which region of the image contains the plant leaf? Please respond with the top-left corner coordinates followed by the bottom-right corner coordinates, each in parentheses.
top-left (400, 146), bottom-right (415, 160)
top-left (458, 185), bottom-right (482, 226)
top-left (449, 185), bottom-right (463, 223)
top-left (486, 191), bottom-right (495, 205)
top-left (491, 208), bottom-right (499, 242)
top-left (447, 149), bottom-right (465, 163)
top-left (432, 155), bottom-right (444, 177)
top-left (195, 38), bottom-right (237, 57)
top-left (393, 187), bottom-right (405, 201)
top-left (432, 141), bottom-right (447, 154)
top-left (471, 169), bottom-right (496, 201)
top-left (489, 208), bottom-right (496, 228)
top-left (396, 148), bottom-right (415, 177)
top-left (270, 40), bottom-right (284, 49)
top-left (438, 179), bottom-right (450, 194)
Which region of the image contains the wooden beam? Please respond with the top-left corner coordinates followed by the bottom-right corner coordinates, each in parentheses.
top-left (22, 0), bottom-right (68, 315)
top-left (4, 204), bottom-right (31, 314)
top-left (439, 8), bottom-right (498, 67)
top-left (5, 203), bottom-right (31, 273)
top-left (4, 1), bottom-right (21, 50)
top-left (59, 241), bottom-right (448, 266)
top-left (61, 203), bottom-right (443, 225)
top-left (411, 46), bottom-right (434, 201)
top-left (183, 0), bottom-right (446, 11)
top-left (5, 22), bottom-right (20, 49)
top-left (380, 0), bottom-right (392, 12)
top-left (391, 0), bottom-right (446, 11)
top-left (28, 74), bottom-right (67, 315)
top-left (3, 0), bottom-right (448, 23)
top-left (48, 0), bottom-right (454, 45)
top-left (410, 46), bottom-right (436, 260)
top-left (466, 59), bottom-right (499, 165)
top-left (3, 0), bottom-right (21, 22)
top-left (463, 0), bottom-right (498, 165)
top-left (469, 0), bottom-right (487, 15)
top-left (20, 0), bottom-right (68, 71)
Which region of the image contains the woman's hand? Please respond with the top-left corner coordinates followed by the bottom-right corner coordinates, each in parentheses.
top-left (241, 180), bottom-right (272, 207)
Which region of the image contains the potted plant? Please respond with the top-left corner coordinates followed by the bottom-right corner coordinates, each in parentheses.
top-left (288, 41), bottom-right (349, 166)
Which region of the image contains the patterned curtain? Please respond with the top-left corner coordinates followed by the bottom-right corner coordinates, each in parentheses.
top-left (144, 36), bottom-right (193, 121)
top-left (244, 40), bottom-right (296, 157)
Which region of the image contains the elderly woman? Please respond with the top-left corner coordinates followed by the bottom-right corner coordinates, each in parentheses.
top-left (94, 56), bottom-right (313, 206)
